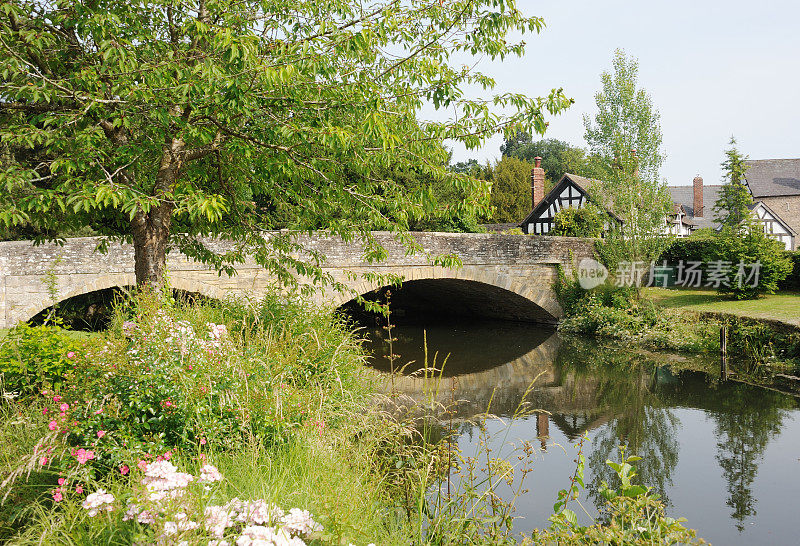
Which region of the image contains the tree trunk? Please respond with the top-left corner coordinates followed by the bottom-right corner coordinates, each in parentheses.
top-left (131, 203), bottom-right (173, 290)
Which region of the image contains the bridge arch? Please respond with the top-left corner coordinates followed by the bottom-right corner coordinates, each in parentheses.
top-left (11, 273), bottom-right (235, 327)
top-left (330, 264), bottom-right (563, 324)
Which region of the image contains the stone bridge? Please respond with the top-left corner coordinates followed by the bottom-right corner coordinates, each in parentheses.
top-left (0, 232), bottom-right (596, 329)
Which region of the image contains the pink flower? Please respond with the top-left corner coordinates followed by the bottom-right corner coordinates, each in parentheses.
top-left (75, 485), bottom-right (84, 494)
top-left (67, 351), bottom-right (75, 359)
top-left (75, 449), bottom-right (95, 465)
top-left (42, 408), bottom-right (48, 414)
top-left (58, 478), bottom-right (66, 486)
top-left (40, 456), bottom-right (48, 466)
top-left (93, 409), bottom-right (103, 415)
top-left (52, 489), bottom-right (63, 502)
top-left (48, 421), bottom-right (58, 431)
top-left (187, 365), bottom-right (193, 370)
top-left (60, 403), bottom-right (69, 412)
top-left (53, 395), bottom-right (62, 403)
top-left (137, 459), bottom-right (148, 470)
top-left (200, 438), bottom-right (207, 445)
top-left (97, 430), bottom-right (106, 438)
top-left (120, 465), bottom-right (129, 475)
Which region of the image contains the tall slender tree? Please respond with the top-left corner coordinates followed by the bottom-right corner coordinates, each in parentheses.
top-left (584, 49), bottom-right (672, 271)
top-left (0, 0), bottom-right (571, 291)
top-left (714, 137), bottom-right (753, 230)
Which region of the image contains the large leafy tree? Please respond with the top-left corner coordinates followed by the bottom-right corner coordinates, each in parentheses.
top-left (0, 0), bottom-right (571, 290)
top-left (584, 49), bottom-right (672, 272)
top-left (486, 155), bottom-right (533, 223)
top-left (503, 135), bottom-right (608, 184)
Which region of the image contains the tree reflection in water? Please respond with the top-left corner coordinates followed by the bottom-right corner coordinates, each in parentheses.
top-left (708, 384), bottom-right (785, 531)
top-left (554, 337), bottom-right (680, 509)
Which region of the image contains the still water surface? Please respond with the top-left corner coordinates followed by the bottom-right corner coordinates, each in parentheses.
top-left (363, 321), bottom-right (800, 545)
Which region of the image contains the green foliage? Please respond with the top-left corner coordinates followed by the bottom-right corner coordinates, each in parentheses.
top-left (712, 227), bottom-right (793, 299)
top-left (9, 290), bottom-right (369, 487)
top-left (714, 137), bottom-right (753, 230)
top-left (538, 449), bottom-right (703, 544)
top-left (552, 203), bottom-right (606, 237)
top-left (503, 136), bottom-right (610, 183)
top-left (0, 0), bottom-right (572, 286)
top-left (488, 156), bottom-right (536, 223)
top-left (0, 322), bottom-right (84, 395)
top-left (660, 232), bottom-right (718, 268)
top-left (778, 251), bottom-right (800, 290)
top-left (555, 271), bottom-right (718, 353)
top-left (583, 49), bottom-right (672, 268)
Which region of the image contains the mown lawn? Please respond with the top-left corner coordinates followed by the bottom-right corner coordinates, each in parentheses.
top-left (645, 287), bottom-right (800, 325)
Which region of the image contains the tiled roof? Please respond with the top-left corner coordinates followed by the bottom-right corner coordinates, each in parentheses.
top-left (744, 159), bottom-right (800, 197)
top-left (667, 185), bottom-right (723, 229)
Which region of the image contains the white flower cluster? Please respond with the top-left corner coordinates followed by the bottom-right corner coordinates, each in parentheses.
top-left (200, 463), bottom-right (223, 483)
top-left (82, 489), bottom-right (115, 517)
top-left (142, 459), bottom-right (195, 500)
top-left (103, 460), bottom-right (324, 545)
top-left (236, 525), bottom-right (306, 546)
top-left (281, 508), bottom-right (324, 538)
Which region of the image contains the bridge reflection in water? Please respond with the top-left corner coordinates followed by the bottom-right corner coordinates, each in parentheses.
top-left (363, 322), bottom-right (631, 441)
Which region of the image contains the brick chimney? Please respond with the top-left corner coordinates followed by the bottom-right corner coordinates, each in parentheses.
top-left (693, 175), bottom-right (704, 217)
top-left (532, 156), bottom-right (545, 209)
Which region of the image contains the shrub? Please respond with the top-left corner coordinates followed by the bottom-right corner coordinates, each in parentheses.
top-left (778, 251), bottom-right (800, 291)
top-left (0, 323), bottom-right (84, 395)
top-left (551, 203), bottom-right (606, 238)
top-left (713, 227), bottom-right (793, 299)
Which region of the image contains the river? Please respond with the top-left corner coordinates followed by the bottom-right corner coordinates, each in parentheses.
top-left (361, 320), bottom-right (800, 545)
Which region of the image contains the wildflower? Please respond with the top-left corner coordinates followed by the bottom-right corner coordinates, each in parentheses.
top-left (48, 420), bottom-right (58, 431)
top-left (120, 465), bottom-right (130, 475)
top-left (200, 438), bottom-right (207, 446)
top-left (76, 485), bottom-right (84, 494)
top-left (236, 525), bottom-right (304, 546)
top-left (141, 460), bottom-right (193, 492)
top-left (60, 403), bottom-right (69, 412)
top-left (93, 409), bottom-right (103, 415)
top-left (40, 456), bottom-right (48, 466)
top-left (200, 464), bottom-right (223, 483)
top-left (123, 503), bottom-right (140, 521)
top-left (75, 448), bottom-right (95, 465)
top-left (235, 499), bottom-right (284, 526)
top-left (205, 505), bottom-right (235, 538)
top-left (137, 459), bottom-right (148, 470)
top-left (281, 508), bottom-right (322, 538)
top-left (42, 408), bottom-right (48, 414)
top-left (53, 395), bottom-right (62, 403)
top-left (97, 430), bottom-right (106, 438)
top-left (67, 351), bottom-right (75, 359)
top-left (52, 489), bottom-right (63, 502)
top-left (58, 478), bottom-right (66, 486)
top-left (137, 510), bottom-right (156, 524)
top-left (82, 489), bottom-right (115, 517)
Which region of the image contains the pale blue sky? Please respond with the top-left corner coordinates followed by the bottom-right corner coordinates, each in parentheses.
top-left (445, 0), bottom-right (800, 187)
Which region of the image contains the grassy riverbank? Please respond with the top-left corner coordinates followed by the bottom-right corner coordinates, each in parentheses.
top-left (645, 287), bottom-right (800, 326)
top-left (0, 291), bottom-right (704, 544)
